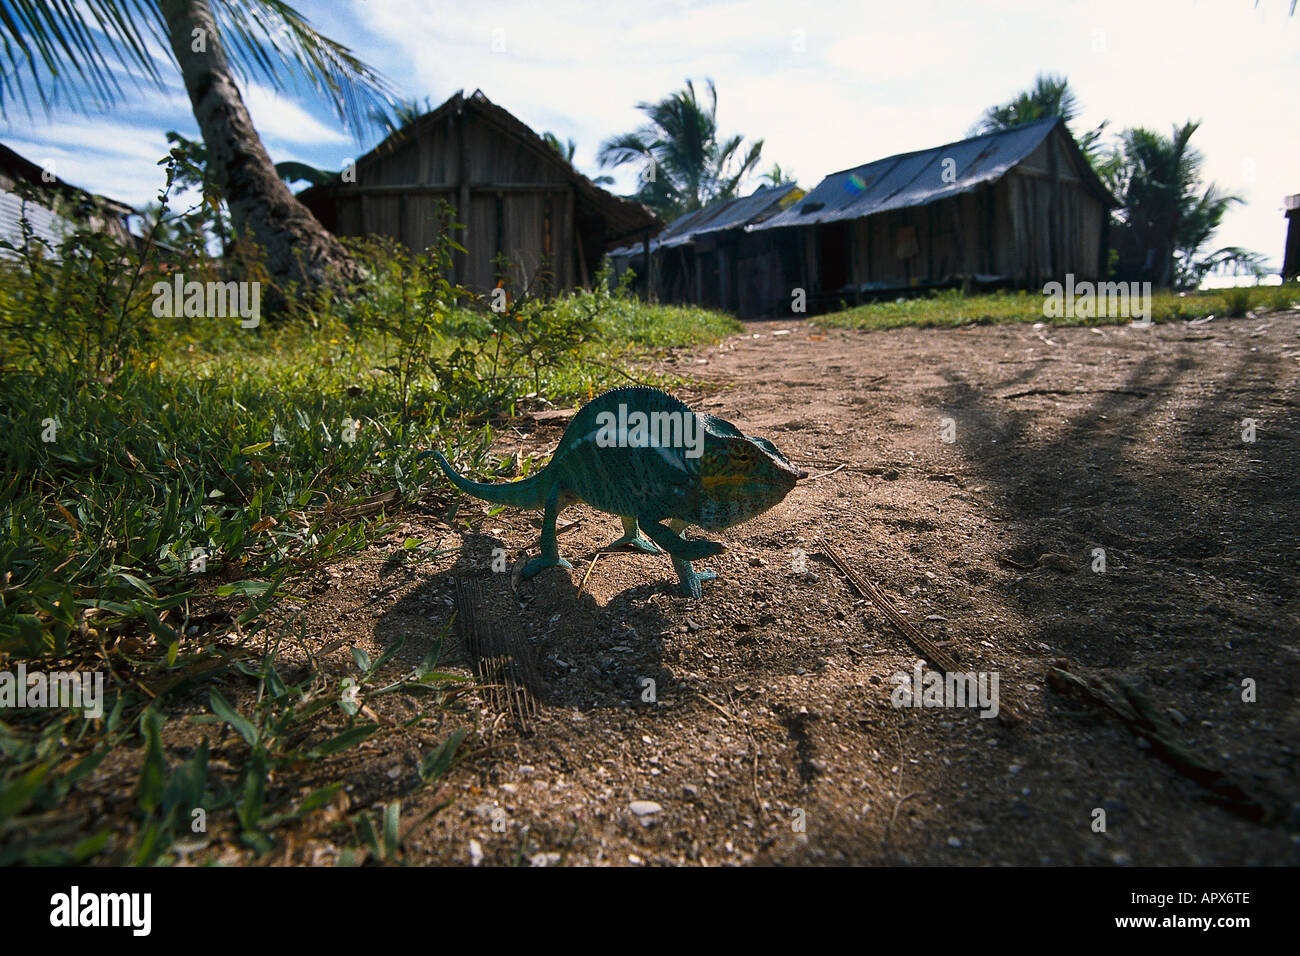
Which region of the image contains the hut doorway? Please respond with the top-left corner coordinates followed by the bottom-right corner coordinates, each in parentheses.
top-left (818, 222), bottom-right (852, 295)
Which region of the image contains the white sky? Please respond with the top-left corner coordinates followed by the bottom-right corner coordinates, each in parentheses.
top-left (3, 0), bottom-right (1297, 267)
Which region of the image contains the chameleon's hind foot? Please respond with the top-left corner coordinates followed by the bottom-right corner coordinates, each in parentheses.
top-left (520, 554), bottom-right (573, 579)
top-left (673, 560), bottom-right (717, 599)
top-left (605, 532), bottom-right (661, 554)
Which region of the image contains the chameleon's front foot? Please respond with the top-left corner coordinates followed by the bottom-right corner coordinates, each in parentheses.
top-left (520, 554), bottom-right (573, 579)
top-left (673, 559), bottom-right (717, 598)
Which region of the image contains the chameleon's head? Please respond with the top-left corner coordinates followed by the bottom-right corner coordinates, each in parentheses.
top-left (696, 418), bottom-right (805, 529)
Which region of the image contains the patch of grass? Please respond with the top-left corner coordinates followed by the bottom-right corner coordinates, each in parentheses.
top-left (0, 206), bottom-right (738, 864)
top-left (1261, 282), bottom-right (1299, 314)
top-left (812, 284), bottom-right (1296, 332)
top-left (1219, 286), bottom-right (1251, 318)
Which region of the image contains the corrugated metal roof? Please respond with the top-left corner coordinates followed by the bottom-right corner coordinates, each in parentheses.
top-left (0, 187), bottom-right (72, 255)
top-left (610, 183), bottom-right (799, 257)
top-left (751, 117), bottom-right (1105, 232)
top-left (658, 182), bottom-right (800, 247)
top-left (0, 142), bottom-right (138, 258)
top-left (637, 206), bottom-right (710, 252)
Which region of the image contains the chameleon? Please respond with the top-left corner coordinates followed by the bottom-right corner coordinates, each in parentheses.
top-left (421, 386), bottom-right (804, 598)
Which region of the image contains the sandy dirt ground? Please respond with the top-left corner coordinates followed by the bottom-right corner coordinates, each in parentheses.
top-left (177, 313), bottom-right (1300, 866)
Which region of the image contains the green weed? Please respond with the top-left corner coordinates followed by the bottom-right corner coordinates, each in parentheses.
top-left (0, 192), bottom-right (737, 864)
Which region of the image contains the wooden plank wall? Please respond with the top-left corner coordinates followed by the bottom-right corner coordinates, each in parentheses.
top-left (829, 128), bottom-right (1108, 291)
top-left (844, 190), bottom-right (984, 289)
top-left (328, 110), bottom-right (576, 292)
top-left (734, 232), bottom-right (790, 317)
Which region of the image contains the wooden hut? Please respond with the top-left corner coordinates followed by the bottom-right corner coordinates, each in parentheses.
top-left (0, 142), bottom-right (138, 255)
top-left (608, 183), bottom-right (802, 314)
top-left (748, 117), bottom-right (1117, 311)
top-left (298, 90), bottom-right (660, 293)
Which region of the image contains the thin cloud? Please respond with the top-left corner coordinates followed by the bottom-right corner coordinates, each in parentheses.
top-left (241, 83), bottom-right (350, 147)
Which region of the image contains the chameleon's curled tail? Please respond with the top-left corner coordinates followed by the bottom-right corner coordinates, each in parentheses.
top-left (418, 450), bottom-right (550, 510)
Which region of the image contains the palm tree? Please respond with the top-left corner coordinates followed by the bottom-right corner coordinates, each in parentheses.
top-left (598, 79), bottom-right (763, 219)
top-left (0, 0), bottom-right (394, 294)
top-left (760, 162), bottom-right (796, 187)
top-left (1176, 182), bottom-right (1245, 282)
top-left (370, 95), bottom-right (435, 140)
top-left (542, 131), bottom-right (614, 185)
top-left (976, 73), bottom-right (1112, 177)
top-left (1111, 121), bottom-right (1241, 287)
top-left (977, 73), bottom-right (1081, 133)
top-left (542, 132), bottom-right (577, 163)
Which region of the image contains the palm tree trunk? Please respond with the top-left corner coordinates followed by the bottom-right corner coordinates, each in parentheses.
top-left (158, 0), bottom-right (360, 297)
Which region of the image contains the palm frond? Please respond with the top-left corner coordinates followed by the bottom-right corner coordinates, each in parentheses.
top-left (0, 0), bottom-right (394, 137)
top-left (0, 0), bottom-right (165, 115)
top-left (208, 0), bottom-right (394, 135)
top-left (601, 77), bottom-right (763, 216)
top-left (597, 131), bottom-right (653, 168)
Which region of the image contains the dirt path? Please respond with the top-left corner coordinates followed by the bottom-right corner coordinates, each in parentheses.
top-left (292, 314), bottom-right (1300, 865)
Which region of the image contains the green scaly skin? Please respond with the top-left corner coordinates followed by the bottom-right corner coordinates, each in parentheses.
top-left (422, 386), bottom-right (805, 597)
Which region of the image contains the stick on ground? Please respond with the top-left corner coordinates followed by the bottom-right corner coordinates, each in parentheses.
top-left (819, 538), bottom-right (960, 673)
top-left (819, 538), bottom-right (1024, 725)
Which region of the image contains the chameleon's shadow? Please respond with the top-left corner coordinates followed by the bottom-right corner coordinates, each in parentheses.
top-left (373, 530), bottom-right (680, 711)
